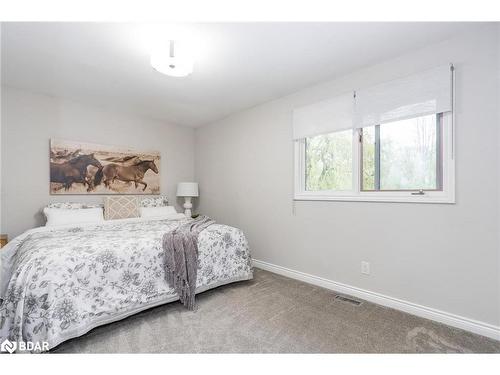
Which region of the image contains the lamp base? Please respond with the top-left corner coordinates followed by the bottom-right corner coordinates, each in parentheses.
top-left (183, 196), bottom-right (193, 218)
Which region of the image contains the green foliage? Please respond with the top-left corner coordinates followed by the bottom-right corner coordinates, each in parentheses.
top-left (305, 130), bottom-right (352, 191)
top-left (379, 116), bottom-right (437, 190)
top-left (306, 115), bottom-right (438, 193)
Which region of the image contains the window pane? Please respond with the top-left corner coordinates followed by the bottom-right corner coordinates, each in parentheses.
top-left (380, 114), bottom-right (438, 190)
top-left (305, 130), bottom-right (352, 191)
top-left (361, 126), bottom-right (376, 191)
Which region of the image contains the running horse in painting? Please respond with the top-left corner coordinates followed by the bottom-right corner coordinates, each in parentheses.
top-left (50, 153), bottom-right (103, 192)
top-left (95, 160), bottom-right (159, 191)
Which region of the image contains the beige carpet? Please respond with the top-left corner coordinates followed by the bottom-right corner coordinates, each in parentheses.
top-left (53, 269), bottom-right (500, 353)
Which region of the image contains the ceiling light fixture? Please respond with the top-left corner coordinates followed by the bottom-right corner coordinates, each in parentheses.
top-left (135, 24), bottom-right (199, 78)
top-left (150, 39), bottom-right (194, 77)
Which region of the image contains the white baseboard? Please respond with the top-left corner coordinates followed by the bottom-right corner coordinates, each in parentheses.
top-left (252, 259), bottom-right (500, 341)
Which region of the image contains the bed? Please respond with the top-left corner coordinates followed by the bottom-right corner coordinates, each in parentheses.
top-left (0, 214), bottom-right (253, 352)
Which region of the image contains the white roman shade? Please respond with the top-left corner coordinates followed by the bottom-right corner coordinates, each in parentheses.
top-left (292, 92), bottom-right (353, 140)
top-left (354, 65), bottom-right (453, 128)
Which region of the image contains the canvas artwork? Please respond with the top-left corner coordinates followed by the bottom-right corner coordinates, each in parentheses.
top-left (50, 139), bottom-right (160, 195)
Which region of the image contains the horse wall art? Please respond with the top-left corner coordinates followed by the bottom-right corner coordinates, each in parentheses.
top-left (50, 139), bottom-right (160, 195)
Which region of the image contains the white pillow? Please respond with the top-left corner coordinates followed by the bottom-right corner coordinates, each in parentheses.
top-left (140, 206), bottom-right (177, 218)
top-left (44, 207), bottom-right (104, 227)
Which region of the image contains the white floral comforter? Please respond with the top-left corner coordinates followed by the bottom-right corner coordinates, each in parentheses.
top-left (0, 216), bottom-right (253, 352)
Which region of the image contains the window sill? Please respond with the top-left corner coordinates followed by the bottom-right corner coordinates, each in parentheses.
top-left (293, 193), bottom-right (455, 204)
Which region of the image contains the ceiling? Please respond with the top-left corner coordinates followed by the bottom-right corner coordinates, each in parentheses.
top-left (1, 22), bottom-right (479, 127)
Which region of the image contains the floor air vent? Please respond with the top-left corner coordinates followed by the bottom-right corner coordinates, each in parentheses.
top-left (334, 295), bottom-right (362, 306)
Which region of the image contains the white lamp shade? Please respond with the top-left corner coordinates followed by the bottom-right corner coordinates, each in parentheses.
top-left (177, 182), bottom-right (199, 197)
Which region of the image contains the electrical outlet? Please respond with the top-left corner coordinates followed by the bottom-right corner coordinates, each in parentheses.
top-left (361, 261), bottom-right (370, 275)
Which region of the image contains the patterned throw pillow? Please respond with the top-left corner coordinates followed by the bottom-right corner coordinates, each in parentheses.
top-left (140, 196), bottom-right (169, 208)
top-left (46, 202), bottom-right (103, 209)
top-left (103, 196), bottom-right (140, 220)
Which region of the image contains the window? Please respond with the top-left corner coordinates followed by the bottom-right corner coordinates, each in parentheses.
top-left (293, 65), bottom-right (455, 204)
top-left (305, 129), bottom-right (353, 191)
top-left (294, 112), bottom-right (454, 203)
top-left (361, 114), bottom-right (441, 191)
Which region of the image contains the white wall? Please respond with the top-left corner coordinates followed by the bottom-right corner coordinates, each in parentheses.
top-left (195, 25), bottom-right (500, 327)
top-left (1, 86), bottom-right (195, 237)
top-left (0, 24), bottom-right (498, 333)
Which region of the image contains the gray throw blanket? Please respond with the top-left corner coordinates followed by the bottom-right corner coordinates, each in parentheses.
top-left (162, 215), bottom-right (215, 310)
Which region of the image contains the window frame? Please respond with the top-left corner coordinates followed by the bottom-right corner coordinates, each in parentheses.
top-left (294, 112), bottom-right (455, 204)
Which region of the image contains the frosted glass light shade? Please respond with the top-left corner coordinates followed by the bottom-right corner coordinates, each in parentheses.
top-left (150, 51), bottom-right (194, 77)
top-left (150, 40), bottom-right (194, 78)
top-left (177, 182), bottom-right (199, 197)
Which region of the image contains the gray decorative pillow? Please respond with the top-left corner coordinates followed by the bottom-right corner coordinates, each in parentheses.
top-left (103, 196), bottom-right (140, 220)
top-left (46, 202), bottom-right (103, 209)
top-left (140, 196), bottom-right (169, 208)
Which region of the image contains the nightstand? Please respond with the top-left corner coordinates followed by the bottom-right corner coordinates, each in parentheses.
top-left (0, 235), bottom-right (7, 249)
